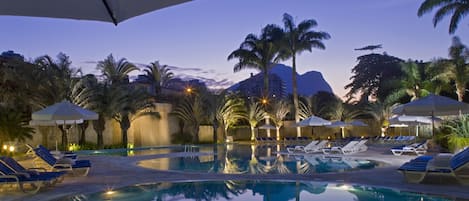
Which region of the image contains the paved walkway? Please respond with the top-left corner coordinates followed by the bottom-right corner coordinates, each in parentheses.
top-left (2, 145), bottom-right (469, 201)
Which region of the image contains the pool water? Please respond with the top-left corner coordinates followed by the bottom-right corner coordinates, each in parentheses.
top-left (138, 144), bottom-right (382, 174)
top-left (54, 180), bottom-right (456, 201)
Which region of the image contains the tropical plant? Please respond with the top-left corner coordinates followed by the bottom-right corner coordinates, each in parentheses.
top-left (172, 95), bottom-right (207, 143)
top-left (418, 0), bottom-right (469, 34)
top-left (246, 101), bottom-right (266, 141)
top-left (96, 54), bottom-right (138, 85)
top-left (0, 106), bottom-right (34, 143)
top-left (228, 24), bottom-right (284, 98)
top-left (278, 13), bottom-right (330, 135)
top-left (268, 100), bottom-right (290, 141)
top-left (143, 61), bottom-right (174, 95)
top-left (431, 37), bottom-right (469, 101)
top-left (444, 115), bottom-right (469, 152)
top-left (213, 93), bottom-right (246, 141)
top-left (386, 60), bottom-right (431, 104)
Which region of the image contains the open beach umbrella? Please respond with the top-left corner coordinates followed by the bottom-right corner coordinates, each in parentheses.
top-left (0, 0), bottom-right (191, 25)
top-left (31, 100), bottom-right (98, 150)
top-left (258, 124), bottom-right (276, 130)
top-left (327, 121), bottom-right (348, 138)
top-left (348, 120), bottom-right (368, 127)
top-left (392, 94), bottom-right (469, 136)
top-left (297, 115), bottom-right (331, 127)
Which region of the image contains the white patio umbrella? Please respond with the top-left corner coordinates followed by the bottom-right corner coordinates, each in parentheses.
top-left (348, 120), bottom-right (368, 127)
top-left (258, 124), bottom-right (276, 130)
top-left (297, 115), bottom-right (331, 137)
top-left (392, 94), bottom-right (469, 135)
top-left (31, 100), bottom-right (98, 150)
top-left (0, 0), bottom-right (191, 25)
top-left (327, 121), bottom-right (348, 138)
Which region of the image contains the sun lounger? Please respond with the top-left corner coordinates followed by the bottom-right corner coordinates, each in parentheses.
top-left (0, 156), bottom-right (65, 184)
top-left (391, 141), bottom-right (427, 156)
top-left (0, 160), bottom-right (62, 193)
top-left (398, 147), bottom-right (469, 185)
top-left (322, 140), bottom-right (367, 155)
top-left (287, 140), bottom-right (318, 153)
top-left (31, 145), bottom-right (91, 176)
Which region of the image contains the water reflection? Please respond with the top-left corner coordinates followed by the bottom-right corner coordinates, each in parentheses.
top-left (58, 181), bottom-right (453, 201)
top-left (143, 144), bottom-right (379, 174)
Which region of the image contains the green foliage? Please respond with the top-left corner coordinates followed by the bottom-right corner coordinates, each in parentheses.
top-left (0, 106), bottom-right (34, 142)
top-left (418, 0), bottom-right (469, 34)
top-left (443, 115), bottom-right (469, 152)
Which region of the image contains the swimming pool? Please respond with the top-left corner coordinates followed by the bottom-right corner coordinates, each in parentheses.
top-left (53, 180), bottom-right (456, 201)
top-left (138, 144), bottom-right (382, 174)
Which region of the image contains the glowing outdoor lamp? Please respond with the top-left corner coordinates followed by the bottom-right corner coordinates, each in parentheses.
top-left (8, 146), bottom-right (15, 152)
top-left (261, 98), bottom-right (268, 105)
top-left (185, 87), bottom-right (193, 94)
top-left (3, 145), bottom-right (7, 150)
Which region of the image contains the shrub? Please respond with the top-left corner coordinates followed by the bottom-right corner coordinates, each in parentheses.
top-left (444, 115), bottom-right (469, 152)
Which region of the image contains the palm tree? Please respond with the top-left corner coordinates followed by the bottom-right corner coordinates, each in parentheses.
top-left (279, 13), bottom-right (330, 136)
top-left (96, 54), bottom-right (139, 85)
top-left (0, 106), bottom-right (34, 143)
top-left (418, 0), bottom-right (469, 34)
top-left (386, 60), bottom-right (431, 103)
top-left (211, 93), bottom-right (246, 141)
top-left (228, 24), bottom-right (283, 98)
top-left (172, 95), bottom-right (206, 143)
top-left (268, 99), bottom-right (290, 141)
top-left (143, 61), bottom-right (174, 95)
top-left (432, 37), bottom-right (469, 101)
top-left (246, 101), bottom-right (266, 141)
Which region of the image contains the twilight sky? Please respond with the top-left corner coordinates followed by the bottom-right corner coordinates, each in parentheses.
top-left (1, 0), bottom-right (468, 98)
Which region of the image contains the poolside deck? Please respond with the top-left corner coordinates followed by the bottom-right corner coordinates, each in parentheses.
top-left (2, 144), bottom-right (469, 201)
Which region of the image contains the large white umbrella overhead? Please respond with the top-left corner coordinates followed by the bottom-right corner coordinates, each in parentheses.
top-left (0, 0), bottom-right (191, 25)
top-left (297, 115), bottom-right (331, 127)
top-left (29, 119), bottom-right (84, 126)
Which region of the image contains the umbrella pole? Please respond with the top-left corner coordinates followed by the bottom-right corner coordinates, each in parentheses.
top-left (432, 111), bottom-right (435, 137)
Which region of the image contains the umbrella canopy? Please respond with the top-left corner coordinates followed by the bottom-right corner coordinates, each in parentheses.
top-left (297, 115), bottom-right (331, 127)
top-left (258, 124), bottom-right (276, 129)
top-left (389, 115), bottom-right (442, 125)
top-left (32, 100), bottom-right (98, 121)
top-left (326, 121), bottom-right (348, 128)
top-left (348, 120), bottom-right (368, 127)
top-left (0, 0), bottom-right (190, 25)
top-left (392, 94), bottom-right (469, 116)
top-left (29, 119), bottom-right (84, 126)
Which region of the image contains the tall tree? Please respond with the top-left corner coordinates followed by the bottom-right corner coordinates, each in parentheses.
top-left (418, 0), bottom-right (469, 34)
top-left (345, 53), bottom-right (403, 103)
top-left (268, 100), bottom-right (290, 141)
top-left (386, 60), bottom-right (431, 103)
top-left (432, 36), bottom-right (469, 101)
top-left (246, 101), bottom-right (266, 141)
top-left (228, 24), bottom-right (283, 98)
top-left (96, 54), bottom-right (138, 85)
top-left (279, 13), bottom-right (330, 136)
top-left (143, 61), bottom-right (174, 95)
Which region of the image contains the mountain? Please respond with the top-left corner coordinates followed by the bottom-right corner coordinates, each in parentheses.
top-left (229, 64), bottom-right (333, 96)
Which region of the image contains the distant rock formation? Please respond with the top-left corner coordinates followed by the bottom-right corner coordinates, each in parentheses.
top-left (229, 64), bottom-right (333, 97)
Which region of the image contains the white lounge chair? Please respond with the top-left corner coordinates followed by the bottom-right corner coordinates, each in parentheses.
top-left (323, 140), bottom-right (367, 155)
top-left (304, 140), bottom-right (329, 153)
top-left (391, 141), bottom-right (427, 156)
top-left (287, 140), bottom-right (318, 153)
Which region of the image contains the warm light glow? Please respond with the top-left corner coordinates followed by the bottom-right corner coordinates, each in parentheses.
top-left (105, 190), bottom-right (115, 195)
top-left (185, 87), bottom-right (192, 93)
top-left (8, 146), bottom-right (15, 152)
top-left (3, 145), bottom-right (7, 150)
top-left (261, 98), bottom-right (268, 105)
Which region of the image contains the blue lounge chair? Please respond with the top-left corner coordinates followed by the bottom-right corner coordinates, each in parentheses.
top-left (398, 147), bottom-right (469, 184)
top-left (391, 141), bottom-right (427, 156)
top-left (0, 160), bottom-right (60, 193)
top-left (0, 157), bottom-right (65, 184)
top-left (32, 146), bottom-right (91, 176)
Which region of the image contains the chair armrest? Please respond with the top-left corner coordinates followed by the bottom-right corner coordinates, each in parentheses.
top-left (27, 167), bottom-right (47, 172)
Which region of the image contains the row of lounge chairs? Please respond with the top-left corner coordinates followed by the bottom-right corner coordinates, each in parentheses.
top-left (286, 140), bottom-right (368, 155)
top-left (398, 147), bottom-right (469, 185)
top-left (0, 145), bottom-right (92, 194)
top-left (374, 136), bottom-right (416, 144)
top-left (256, 137), bottom-right (312, 144)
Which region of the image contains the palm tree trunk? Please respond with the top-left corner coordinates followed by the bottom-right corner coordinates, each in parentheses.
top-left (193, 124), bottom-right (199, 143)
top-left (263, 70), bottom-right (269, 98)
top-left (276, 127), bottom-right (280, 141)
top-left (59, 126), bottom-right (68, 151)
top-left (79, 121), bottom-right (89, 146)
top-left (456, 84), bottom-right (465, 101)
top-left (250, 126), bottom-right (256, 141)
top-left (121, 115), bottom-right (131, 148)
top-left (292, 55), bottom-right (301, 137)
top-left (93, 118), bottom-right (106, 149)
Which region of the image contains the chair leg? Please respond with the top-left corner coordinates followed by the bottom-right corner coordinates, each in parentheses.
top-left (401, 171), bottom-right (426, 183)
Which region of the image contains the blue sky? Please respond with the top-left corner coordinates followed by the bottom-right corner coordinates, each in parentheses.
top-left (1, 0), bottom-right (468, 98)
